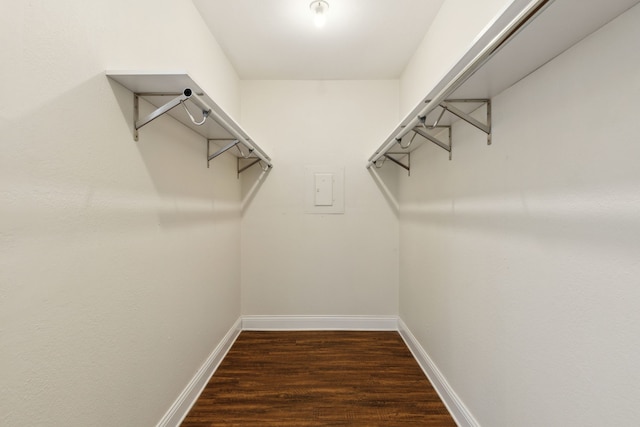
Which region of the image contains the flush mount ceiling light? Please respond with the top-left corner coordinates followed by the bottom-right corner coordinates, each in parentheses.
top-left (310, 0), bottom-right (329, 28)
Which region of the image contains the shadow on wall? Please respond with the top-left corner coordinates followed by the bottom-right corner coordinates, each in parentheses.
top-left (394, 111), bottom-right (640, 254)
top-left (400, 192), bottom-right (640, 253)
top-left (239, 160), bottom-right (271, 214)
top-left (108, 75), bottom-right (273, 223)
top-left (107, 75), bottom-right (244, 229)
top-left (367, 162), bottom-right (400, 218)
top-left (2, 72), bottom-right (243, 236)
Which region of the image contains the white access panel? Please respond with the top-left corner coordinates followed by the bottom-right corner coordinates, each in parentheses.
top-left (314, 173), bottom-right (334, 206)
top-left (305, 166), bottom-right (344, 214)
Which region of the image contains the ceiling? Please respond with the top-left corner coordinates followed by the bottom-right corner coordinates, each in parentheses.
top-left (192, 0), bottom-right (446, 80)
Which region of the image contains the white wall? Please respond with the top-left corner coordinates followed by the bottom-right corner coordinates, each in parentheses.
top-left (0, 1), bottom-right (242, 426)
top-left (400, 0), bottom-right (511, 115)
top-left (240, 80), bottom-right (399, 317)
top-left (398, 4), bottom-right (640, 426)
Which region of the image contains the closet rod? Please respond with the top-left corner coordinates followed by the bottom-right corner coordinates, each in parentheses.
top-left (185, 88), bottom-right (272, 168)
top-left (137, 88), bottom-right (272, 168)
top-left (367, 0), bottom-right (551, 168)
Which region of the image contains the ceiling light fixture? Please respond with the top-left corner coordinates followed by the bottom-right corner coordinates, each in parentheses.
top-left (310, 0), bottom-right (329, 28)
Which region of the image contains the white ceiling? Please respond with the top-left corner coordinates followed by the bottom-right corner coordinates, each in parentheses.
top-left (192, 0), bottom-right (446, 80)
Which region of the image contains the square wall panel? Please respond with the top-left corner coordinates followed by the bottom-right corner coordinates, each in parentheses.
top-left (304, 166), bottom-right (345, 214)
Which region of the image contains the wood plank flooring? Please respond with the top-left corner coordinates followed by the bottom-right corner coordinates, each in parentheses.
top-left (181, 331), bottom-right (456, 426)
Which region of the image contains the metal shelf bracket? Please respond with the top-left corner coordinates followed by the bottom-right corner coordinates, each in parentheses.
top-left (133, 89), bottom-right (207, 141)
top-left (108, 71), bottom-right (273, 175)
top-left (237, 158), bottom-right (263, 178)
top-left (367, 0), bottom-right (550, 169)
top-left (440, 99), bottom-right (491, 145)
top-left (376, 152), bottom-right (411, 176)
top-left (372, 99), bottom-right (490, 172)
top-left (207, 138), bottom-right (271, 177)
top-left (413, 123), bottom-right (452, 160)
top-left (208, 138), bottom-right (241, 166)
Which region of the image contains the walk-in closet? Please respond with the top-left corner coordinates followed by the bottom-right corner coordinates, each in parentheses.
top-left (3, 0), bottom-right (640, 425)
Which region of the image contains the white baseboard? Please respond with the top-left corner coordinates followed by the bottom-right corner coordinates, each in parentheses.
top-left (242, 315), bottom-right (399, 331)
top-left (158, 316), bottom-right (476, 427)
top-left (398, 318), bottom-right (480, 427)
top-left (156, 318), bottom-right (242, 427)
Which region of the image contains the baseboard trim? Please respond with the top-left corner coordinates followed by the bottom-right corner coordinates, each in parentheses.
top-left (397, 318), bottom-right (480, 427)
top-left (242, 315), bottom-right (399, 331)
top-left (158, 316), bottom-right (477, 427)
top-left (156, 317), bottom-right (242, 427)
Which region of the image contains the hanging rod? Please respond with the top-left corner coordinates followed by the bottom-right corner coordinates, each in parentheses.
top-left (206, 138), bottom-right (268, 176)
top-left (202, 93), bottom-right (272, 169)
top-left (367, 0), bottom-right (551, 168)
top-left (135, 88), bottom-right (272, 169)
top-left (135, 88), bottom-right (207, 131)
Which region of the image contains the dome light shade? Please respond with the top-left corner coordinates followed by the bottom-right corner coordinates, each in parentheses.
top-left (310, 0), bottom-right (329, 28)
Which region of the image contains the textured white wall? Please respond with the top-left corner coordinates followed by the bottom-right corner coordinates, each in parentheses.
top-left (0, 1), bottom-right (242, 426)
top-left (240, 80), bottom-right (400, 316)
top-left (398, 4), bottom-right (640, 426)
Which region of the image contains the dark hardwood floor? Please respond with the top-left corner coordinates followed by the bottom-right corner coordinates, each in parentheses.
top-left (181, 331), bottom-right (456, 426)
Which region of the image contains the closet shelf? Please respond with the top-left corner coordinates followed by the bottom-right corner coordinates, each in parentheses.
top-left (368, 0), bottom-right (640, 171)
top-left (106, 71), bottom-right (272, 174)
